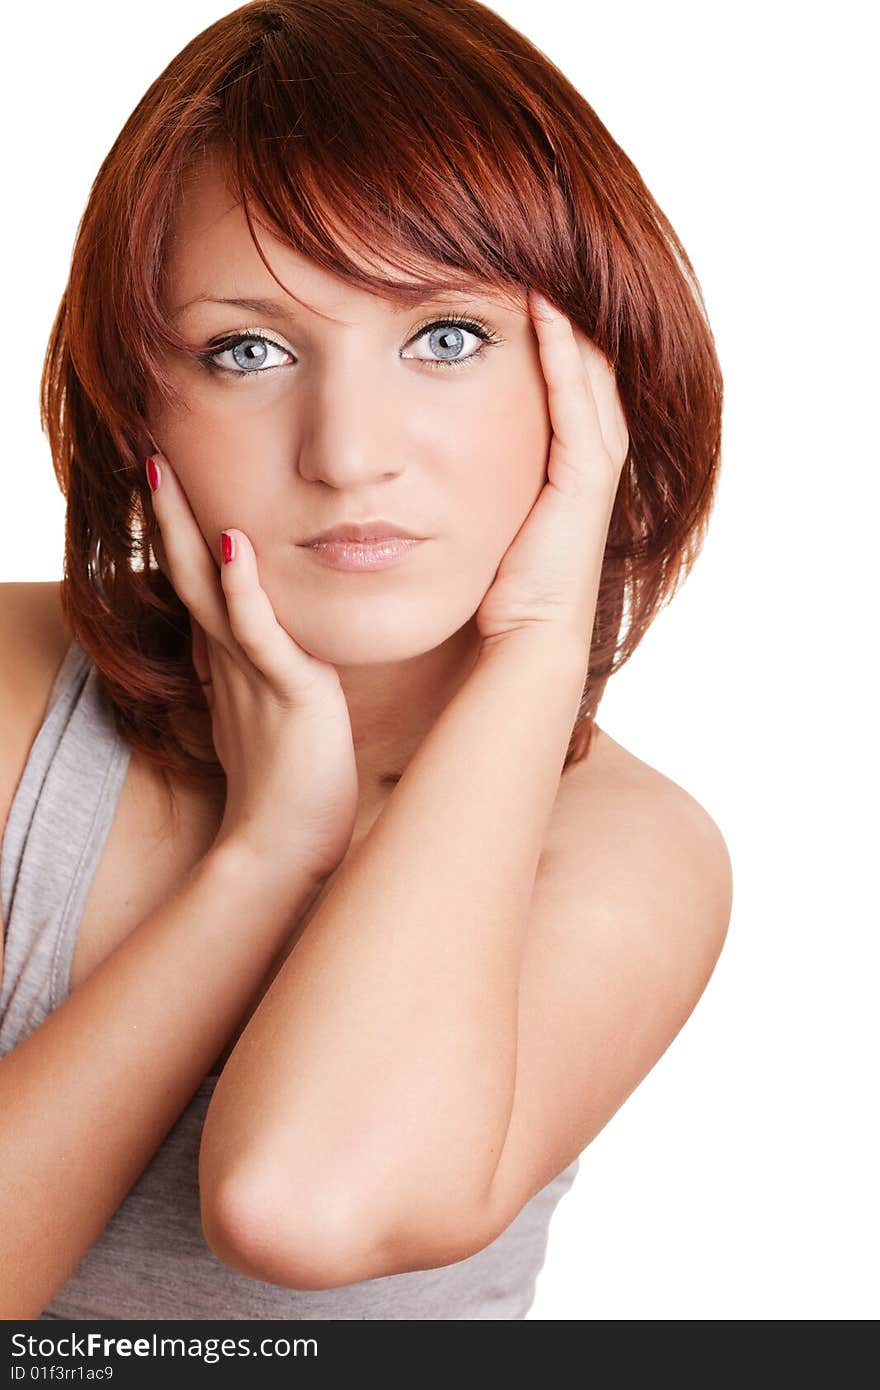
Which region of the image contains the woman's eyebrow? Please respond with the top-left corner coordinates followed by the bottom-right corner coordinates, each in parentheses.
top-left (171, 288), bottom-right (511, 322)
top-left (171, 295), bottom-right (295, 321)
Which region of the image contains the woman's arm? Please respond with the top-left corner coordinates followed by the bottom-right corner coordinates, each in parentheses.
top-left (0, 843), bottom-right (322, 1318)
top-left (198, 629), bottom-right (587, 1286)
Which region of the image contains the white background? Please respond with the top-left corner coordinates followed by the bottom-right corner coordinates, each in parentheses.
top-left (2, 1), bottom-right (876, 1320)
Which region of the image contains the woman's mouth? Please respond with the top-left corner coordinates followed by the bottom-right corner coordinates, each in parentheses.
top-left (301, 537), bottom-right (426, 571)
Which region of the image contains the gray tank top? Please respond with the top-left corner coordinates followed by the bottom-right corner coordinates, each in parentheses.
top-left (1, 638), bottom-right (580, 1319)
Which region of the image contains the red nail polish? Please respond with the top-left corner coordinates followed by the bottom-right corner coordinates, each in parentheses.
top-left (146, 456), bottom-right (161, 491)
top-left (221, 531), bottom-right (235, 564)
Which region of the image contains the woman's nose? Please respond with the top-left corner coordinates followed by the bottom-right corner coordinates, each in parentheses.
top-left (295, 359), bottom-right (405, 486)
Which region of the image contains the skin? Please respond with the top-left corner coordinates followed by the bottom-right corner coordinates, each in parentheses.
top-left (145, 156), bottom-right (552, 801)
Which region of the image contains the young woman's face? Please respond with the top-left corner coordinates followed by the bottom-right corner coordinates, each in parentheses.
top-left (147, 158), bottom-right (551, 667)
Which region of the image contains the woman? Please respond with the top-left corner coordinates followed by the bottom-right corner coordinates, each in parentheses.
top-left (0, 0), bottom-right (732, 1319)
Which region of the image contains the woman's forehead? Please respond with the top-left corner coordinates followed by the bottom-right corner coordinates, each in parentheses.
top-left (165, 154), bottom-right (525, 318)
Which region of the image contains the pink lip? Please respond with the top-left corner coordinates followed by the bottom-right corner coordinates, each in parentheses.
top-left (304, 537), bottom-right (425, 571)
top-left (301, 519), bottom-right (422, 544)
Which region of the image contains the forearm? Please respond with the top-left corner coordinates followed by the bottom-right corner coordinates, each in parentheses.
top-left (202, 632), bottom-right (587, 1262)
top-left (0, 842), bottom-right (320, 1318)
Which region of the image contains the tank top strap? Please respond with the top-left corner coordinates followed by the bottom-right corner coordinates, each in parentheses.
top-left (0, 638), bottom-right (132, 1056)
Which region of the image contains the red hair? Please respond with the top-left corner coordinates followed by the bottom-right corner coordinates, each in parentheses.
top-left (41, 0), bottom-right (724, 804)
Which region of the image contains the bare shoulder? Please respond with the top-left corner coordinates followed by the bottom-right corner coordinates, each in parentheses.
top-left (0, 580), bottom-right (72, 721)
top-left (552, 723), bottom-right (734, 950)
top-left (0, 580), bottom-right (73, 939)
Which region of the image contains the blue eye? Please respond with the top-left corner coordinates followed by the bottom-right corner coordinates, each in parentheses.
top-left (404, 315), bottom-right (503, 370)
top-left (196, 314), bottom-right (503, 379)
top-left (197, 331), bottom-right (292, 377)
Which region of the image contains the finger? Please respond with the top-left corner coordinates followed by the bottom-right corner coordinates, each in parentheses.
top-left (571, 325), bottom-right (630, 465)
top-left (189, 616), bottom-right (216, 717)
top-left (189, 614), bottom-right (213, 690)
top-left (146, 453), bottom-right (231, 644)
top-left (218, 527), bottom-right (310, 699)
top-left (529, 291), bottom-right (606, 466)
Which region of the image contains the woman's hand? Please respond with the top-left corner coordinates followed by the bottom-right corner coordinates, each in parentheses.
top-left (475, 290), bottom-right (629, 653)
top-left (145, 452), bottom-right (359, 884)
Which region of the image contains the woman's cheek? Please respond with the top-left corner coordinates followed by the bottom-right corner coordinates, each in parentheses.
top-left (469, 378), bottom-right (550, 547)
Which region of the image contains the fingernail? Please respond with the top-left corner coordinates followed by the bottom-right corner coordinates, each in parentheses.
top-left (145, 456), bottom-right (161, 491)
top-left (221, 531), bottom-right (235, 564)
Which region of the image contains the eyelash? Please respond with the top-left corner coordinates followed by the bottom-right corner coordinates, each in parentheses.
top-left (195, 313), bottom-right (503, 379)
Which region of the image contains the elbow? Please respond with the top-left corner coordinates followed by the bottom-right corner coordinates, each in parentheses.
top-left (201, 1170), bottom-right (399, 1290)
top-left (201, 1170), bottom-right (496, 1288)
